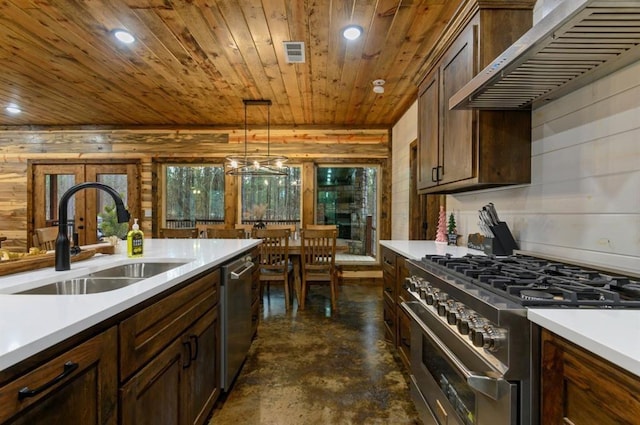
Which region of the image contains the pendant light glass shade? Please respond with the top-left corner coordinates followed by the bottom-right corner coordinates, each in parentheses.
top-left (225, 99), bottom-right (288, 176)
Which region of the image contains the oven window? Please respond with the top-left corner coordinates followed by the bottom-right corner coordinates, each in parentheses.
top-left (422, 335), bottom-right (476, 424)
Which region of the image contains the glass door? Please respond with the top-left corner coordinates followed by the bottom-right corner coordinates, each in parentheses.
top-left (30, 162), bottom-right (140, 247)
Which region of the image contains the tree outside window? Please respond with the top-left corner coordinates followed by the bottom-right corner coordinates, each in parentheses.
top-left (241, 167), bottom-right (301, 226)
top-left (165, 165), bottom-right (225, 226)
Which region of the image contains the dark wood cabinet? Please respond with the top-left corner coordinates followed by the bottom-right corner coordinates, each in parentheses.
top-left (381, 246), bottom-right (411, 370)
top-left (417, 2), bottom-right (534, 194)
top-left (0, 327), bottom-right (117, 425)
top-left (541, 330), bottom-right (640, 425)
top-left (120, 306), bottom-right (220, 425)
top-left (120, 268), bottom-right (221, 425)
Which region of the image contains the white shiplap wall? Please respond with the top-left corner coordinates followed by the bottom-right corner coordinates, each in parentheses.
top-left (391, 101), bottom-right (417, 239)
top-left (448, 61), bottom-right (640, 274)
top-left (390, 1), bottom-right (640, 274)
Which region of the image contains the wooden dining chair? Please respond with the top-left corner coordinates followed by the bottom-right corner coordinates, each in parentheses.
top-left (207, 228), bottom-right (246, 239)
top-left (252, 228), bottom-right (293, 310)
top-left (299, 228), bottom-right (338, 311)
top-left (305, 224), bottom-right (337, 230)
top-left (159, 228), bottom-right (198, 239)
top-left (34, 226), bottom-right (59, 251)
top-left (235, 224), bottom-right (254, 238)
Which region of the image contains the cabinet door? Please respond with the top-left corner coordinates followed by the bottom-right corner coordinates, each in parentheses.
top-left (0, 327), bottom-right (117, 425)
top-left (439, 21), bottom-right (476, 185)
top-left (120, 336), bottom-right (187, 425)
top-left (541, 330), bottom-right (640, 424)
top-left (417, 68), bottom-right (440, 190)
top-left (184, 307), bottom-right (220, 425)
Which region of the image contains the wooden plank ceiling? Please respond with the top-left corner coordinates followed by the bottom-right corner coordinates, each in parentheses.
top-left (0, 0), bottom-right (459, 128)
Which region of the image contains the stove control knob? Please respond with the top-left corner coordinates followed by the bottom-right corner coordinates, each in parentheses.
top-left (467, 317), bottom-right (487, 343)
top-left (425, 289), bottom-right (439, 305)
top-left (405, 277), bottom-right (415, 291)
top-left (437, 299), bottom-right (454, 317)
top-left (473, 326), bottom-right (506, 351)
top-left (434, 293), bottom-right (449, 315)
top-left (446, 302), bottom-right (465, 325)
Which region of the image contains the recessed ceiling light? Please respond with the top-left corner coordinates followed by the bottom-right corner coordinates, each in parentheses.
top-left (343, 25), bottom-right (363, 41)
top-left (5, 105), bottom-right (21, 114)
top-left (113, 29), bottom-right (135, 44)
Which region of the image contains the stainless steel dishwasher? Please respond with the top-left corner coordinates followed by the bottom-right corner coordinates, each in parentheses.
top-left (220, 253), bottom-right (255, 391)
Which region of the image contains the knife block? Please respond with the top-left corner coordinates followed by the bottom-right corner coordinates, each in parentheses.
top-left (484, 222), bottom-right (518, 256)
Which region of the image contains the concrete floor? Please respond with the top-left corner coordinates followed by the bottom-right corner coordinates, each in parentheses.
top-left (210, 284), bottom-right (420, 425)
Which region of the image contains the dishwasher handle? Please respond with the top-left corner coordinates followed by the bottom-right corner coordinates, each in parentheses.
top-left (230, 260), bottom-right (254, 279)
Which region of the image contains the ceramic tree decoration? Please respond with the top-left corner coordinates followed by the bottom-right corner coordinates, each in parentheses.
top-left (447, 213), bottom-right (458, 246)
top-left (435, 206), bottom-right (447, 244)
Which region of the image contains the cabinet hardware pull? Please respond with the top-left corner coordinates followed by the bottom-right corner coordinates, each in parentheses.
top-left (18, 361), bottom-right (79, 400)
top-left (190, 335), bottom-right (198, 360)
top-left (384, 319), bottom-right (393, 326)
top-left (384, 287), bottom-right (393, 293)
top-left (401, 338), bottom-right (411, 348)
top-left (431, 167), bottom-right (438, 182)
top-left (437, 165), bottom-right (443, 181)
top-left (182, 341), bottom-right (192, 368)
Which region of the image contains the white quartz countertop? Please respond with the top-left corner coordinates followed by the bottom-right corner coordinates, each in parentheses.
top-left (528, 309), bottom-right (640, 377)
top-left (379, 240), bottom-right (485, 260)
top-left (0, 238), bottom-right (260, 372)
top-left (380, 240), bottom-right (640, 377)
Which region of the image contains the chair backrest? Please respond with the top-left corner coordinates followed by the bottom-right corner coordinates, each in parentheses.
top-left (207, 228), bottom-right (246, 239)
top-left (235, 224), bottom-right (254, 238)
top-left (252, 228), bottom-right (290, 271)
top-left (34, 227), bottom-right (59, 251)
top-left (305, 224), bottom-right (337, 230)
top-left (300, 229), bottom-right (337, 275)
top-left (268, 224), bottom-right (296, 232)
top-left (196, 224), bottom-right (225, 238)
top-left (159, 228), bottom-right (198, 239)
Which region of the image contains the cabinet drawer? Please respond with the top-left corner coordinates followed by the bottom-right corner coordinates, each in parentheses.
top-left (119, 269), bottom-right (219, 381)
top-left (381, 248), bottom-right (396, 275)
top-left (0, 327), bottom-right (117, 424)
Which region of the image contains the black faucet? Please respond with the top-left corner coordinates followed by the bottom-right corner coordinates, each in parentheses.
top-left (55, 182), bottom-right (130, 271)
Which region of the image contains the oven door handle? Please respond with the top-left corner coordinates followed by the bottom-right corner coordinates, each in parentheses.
top-left (402, 302), bottom-right (511, 401)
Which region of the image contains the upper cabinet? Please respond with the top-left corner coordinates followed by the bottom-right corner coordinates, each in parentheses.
top-left (450, 0), bottom-right (640, 110)
top-left (417, 0), bottom-right (535, 194)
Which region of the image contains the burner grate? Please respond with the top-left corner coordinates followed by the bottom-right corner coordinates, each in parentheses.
top-left (419, 253), bottom-right (640, 308)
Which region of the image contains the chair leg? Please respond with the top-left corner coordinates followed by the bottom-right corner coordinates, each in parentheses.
top-left (299, 279), bottom-right (306, 310)
top-left (330, 278), bottom-right (337, 311)
top-left (283, 277), bottom-right (291, 311)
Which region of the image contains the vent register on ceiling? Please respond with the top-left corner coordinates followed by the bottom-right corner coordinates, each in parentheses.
top-left (449, 0), bottom-right (640, 110)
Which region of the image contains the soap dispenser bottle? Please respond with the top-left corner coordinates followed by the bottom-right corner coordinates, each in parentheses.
top-left (127, 218), bottom-right (144, 258)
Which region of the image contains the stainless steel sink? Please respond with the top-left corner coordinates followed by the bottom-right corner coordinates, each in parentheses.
top-left (87, 262), bottom-right (186, 279)
top-left (18, 277), bottom-right (144, 295)
top-left (16, 261), bottom-right (187, 295)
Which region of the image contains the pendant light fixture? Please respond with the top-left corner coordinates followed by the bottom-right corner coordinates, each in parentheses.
top-left (225, 99), bottom-right (288, 176)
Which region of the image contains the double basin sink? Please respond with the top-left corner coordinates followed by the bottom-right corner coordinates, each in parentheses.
top-left (18, 262), bottom-right (187, 295)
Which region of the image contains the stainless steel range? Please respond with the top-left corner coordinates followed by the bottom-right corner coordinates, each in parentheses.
top-left (402, 253), bottom-right (640, 425)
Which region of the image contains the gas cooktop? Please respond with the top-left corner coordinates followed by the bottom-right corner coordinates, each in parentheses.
top-left (417, 253), bottom-right (640, 308)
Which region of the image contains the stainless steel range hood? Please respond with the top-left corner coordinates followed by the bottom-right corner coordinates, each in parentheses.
top-left (449, 0), bottom-right (640, 110)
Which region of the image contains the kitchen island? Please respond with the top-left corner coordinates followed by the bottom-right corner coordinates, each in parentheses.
top-left (0, 238), bottom-right (260, 371)
top-left (0, 237), bottom-right (261, 425)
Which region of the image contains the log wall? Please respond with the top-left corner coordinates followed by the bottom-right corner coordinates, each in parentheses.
top-left (0, 127), bottom-right (390, 250)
